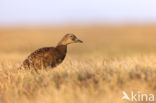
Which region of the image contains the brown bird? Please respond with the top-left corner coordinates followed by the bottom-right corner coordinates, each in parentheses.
top-left (20, 34), bottom-right (83, 70)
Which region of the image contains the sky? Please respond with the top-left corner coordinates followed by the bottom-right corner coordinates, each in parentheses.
top-left (0, 0), bottom-right (156, 25)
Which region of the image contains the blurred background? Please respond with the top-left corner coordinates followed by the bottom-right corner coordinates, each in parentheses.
top-left (1, 1), bottom-right (156, 103)
top-left (1, 0), bottom-right (156, 25)
top-left (0, 0), bottom-right (156, 55)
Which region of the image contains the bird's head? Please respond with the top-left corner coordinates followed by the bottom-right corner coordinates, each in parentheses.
top-left (58, 33), bottom-right (83, 45)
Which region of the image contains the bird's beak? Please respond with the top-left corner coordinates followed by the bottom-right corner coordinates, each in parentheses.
top-left (76, 39), bottom-right (83, 43)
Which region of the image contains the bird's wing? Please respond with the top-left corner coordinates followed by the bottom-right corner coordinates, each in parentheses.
top-left (28, 47), bottom-right (55, 59)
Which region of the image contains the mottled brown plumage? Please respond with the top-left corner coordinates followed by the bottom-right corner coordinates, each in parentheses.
top-left (21, 34), bottom-right (83, 70)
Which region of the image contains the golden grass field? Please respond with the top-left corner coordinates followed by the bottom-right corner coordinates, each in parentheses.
top-left (0, 25), bottom-right (156, 103)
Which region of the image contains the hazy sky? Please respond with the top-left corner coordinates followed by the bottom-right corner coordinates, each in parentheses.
top-left (0, 0), bottom-right (156, 25)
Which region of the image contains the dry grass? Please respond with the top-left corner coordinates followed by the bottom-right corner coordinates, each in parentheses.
top-left (0, 25), bottom-right (156, 103)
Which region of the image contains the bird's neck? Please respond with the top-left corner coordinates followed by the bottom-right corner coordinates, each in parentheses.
top-left (57, 38), bottom-right (67, 46)
top-left (56, 45), bottom-right (67, 54)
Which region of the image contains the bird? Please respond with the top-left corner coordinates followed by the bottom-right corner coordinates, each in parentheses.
top-left (20, 33), bottom-right (83, 71)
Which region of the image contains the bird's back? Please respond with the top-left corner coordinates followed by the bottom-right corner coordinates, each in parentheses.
top-left (22, 46), bottom-right (66, 70)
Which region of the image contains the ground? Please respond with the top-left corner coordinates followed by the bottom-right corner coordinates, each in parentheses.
top-left (0, 25), bottom-right (156, 103)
